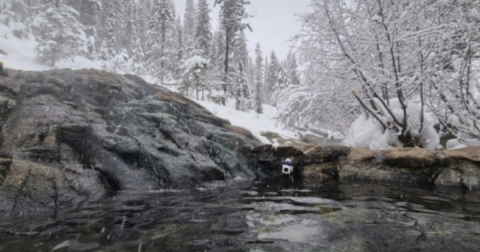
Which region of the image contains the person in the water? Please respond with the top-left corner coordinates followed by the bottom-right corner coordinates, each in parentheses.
top-left (282, 158), bottom-right (294, 175)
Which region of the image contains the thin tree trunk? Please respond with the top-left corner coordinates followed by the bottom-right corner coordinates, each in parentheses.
top-left (196, 75), bottom-right (199, 100)
top-left (51, 47), bottom-right (56, 67)
top-left (223, 28), bottom-right (230, 94)
top-left (160, 0), bottom-right (166, 86)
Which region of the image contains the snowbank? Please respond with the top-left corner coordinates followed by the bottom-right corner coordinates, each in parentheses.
top-left (196, 97), bottom-right (299, 144)
top-left (0, 23), bottom-right (49, 71)
top-left (344, 99), bottom-right (440, 151)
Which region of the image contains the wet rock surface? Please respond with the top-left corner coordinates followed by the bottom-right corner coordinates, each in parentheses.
top-left (0, 69), bottom-right (261, 214)
top-left (250, 145), bottom-right (480, 189)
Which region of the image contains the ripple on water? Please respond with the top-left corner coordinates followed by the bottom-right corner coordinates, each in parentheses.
top-left (1, 179), bottom-right (480, 252)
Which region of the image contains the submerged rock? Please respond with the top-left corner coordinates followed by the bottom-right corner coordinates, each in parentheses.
top-left (0, 69), bottom-right (261, 214)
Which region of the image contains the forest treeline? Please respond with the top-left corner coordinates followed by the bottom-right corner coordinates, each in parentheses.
top-left (0, 0), bottom-right (301, 114)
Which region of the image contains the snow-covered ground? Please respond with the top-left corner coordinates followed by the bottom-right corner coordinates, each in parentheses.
top-left (196, 97), bottom-right (299, 144)
top-left (0, 24), bottom-right (48, 71)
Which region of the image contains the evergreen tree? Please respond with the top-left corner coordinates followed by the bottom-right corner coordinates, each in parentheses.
top-left (65, 0), bottom-right (102, 59)
top-left (181, 55), bottom-right (208, 99)
top-left (263, 56), bottom-right (269, 88)
top-left (31, 0), bottom-right (87, 66)
top-left (234, 60), bottom-right (250, 110)
top-left (100, 1), bottom-right (118, 60)
top-left (183, 0), bottom-right (196, 56)
top-left (122, 0), bottom-right (137, 54)
top-left (65, 0), bottom-right (101, 28)
top-left (0, 0), bottom-right (28, 38)
top-left (195, 0), bottom-right (212, 57)
top-left (231, 29), bottom-right (251, 110)
top-left (275, 66), bottom-right (290, 91)
top-left (285, 50), bottom-right (300, 85)
top-left (264, 51), bottom-right (280, 100)
top-left (254, 43), bottom-right (264, 114)
top-left (3, 0), bottom-right (31, 23)
top-left (145, 0), bottom-right (175, 85)
top-left (214, 0), bottom-right (251, 94)
top-left (0, 0), bottom-right (20, 26)
top-left (111, 1), bottom-right (124, 49)
top-left (130, 1), bottom-right (145, 75)
top-left (167, 1), bottom-right (179, 75)
top-left (174, 16), bottom-right (184, 79)
top-left (96, 0), bottom-right (123, 52)
top-left (137, 0), bottom-right (153, 52)
top-left (210, 28), bottom-right (226, 85)
top-left (234, 29), bottom-right (249, 72)
top-left (246, 56), bottom-right (255, 89)
top-left (131, 38), bottom-right (144, 75)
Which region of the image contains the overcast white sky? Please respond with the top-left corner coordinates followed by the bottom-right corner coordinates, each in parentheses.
top-left (174, 0), bottom-right (311, 60)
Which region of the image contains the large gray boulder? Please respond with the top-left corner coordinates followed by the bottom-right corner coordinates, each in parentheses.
top-left (0, 69), bottom-right (261, 214)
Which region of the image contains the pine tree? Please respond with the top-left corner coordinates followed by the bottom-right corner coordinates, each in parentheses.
top-left (0, 0), bottom-right (18, 26)
top-left (111, 1), bottom-right (124, 50)
top-left (231, 29), bottom-right (251, 109)
top-left (145, 0), bottom-right (175, 85)
top-left (254, 43), bottom-right (264, 114)
top-left (174, 16), bottom-right (184, 79)
top-left (195, 0), bottom-right (212, 57)
top-left (263, 56), bottom-right (269, 88)
top-left (65, 0), bottom-right (102, 59)
top-left (181, 55), bottom-right (208, 99)
top-left (246, 56), bottom-right (255, 89)
top-left (65, 0), bottom-right (101, 28)
top-left (210, 28), bottom-right (226, 85)
top-left (234, 60), bottom-right (249, 110)
top-left (100, 1), bottom-right (118, 60)
top-left (122, 0), bottom-right (137, 54)
top-left (285, 50), bottom-right (300, 85)
top-left (2, 0), bottom-right (30, 23)
top-left (96, 0), bottom-right (124, 53)
top-left (137, 0), bottom-right (153, 53)
top-left (130, 1), bottom-right (145, 76)
top-left (264, 51), bottom-right (280, 100)
top-left (31, 0), bottom-right (87, 66)
top-left (214, 0), bottom-right (251, 94)
top-left (183, 0), bottom-right (196, 56)
top-left (234, 29), bottom-right (249, 72)
top-left (275, 66), bottom-right (290, 90)
top-left (167, 1), bottom-right (179, 75)
top-left (131, 38), bottom-right (145, 75)
top-left (0, 0), bottom-right (29, 38)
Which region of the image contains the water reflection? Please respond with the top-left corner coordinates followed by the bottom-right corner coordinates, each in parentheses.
top-left (1, 178), bottom-right (479, 251)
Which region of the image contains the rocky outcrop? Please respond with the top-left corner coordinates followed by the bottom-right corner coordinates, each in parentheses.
top-left (0, 69), bottom-right (261, 214)
top-left (250, 144), bottom-right (480, 189)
